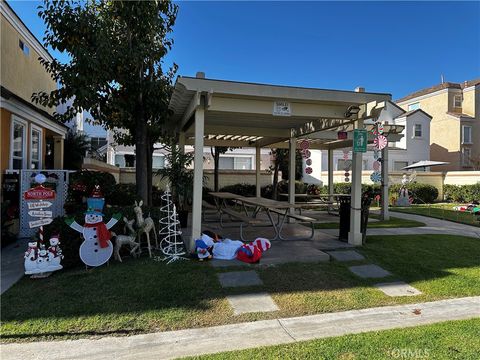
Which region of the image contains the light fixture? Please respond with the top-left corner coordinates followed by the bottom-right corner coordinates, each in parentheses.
top-left (344, 105), bottom-right (361, 118)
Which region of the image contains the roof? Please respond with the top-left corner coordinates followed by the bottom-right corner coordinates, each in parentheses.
top-left (0, 86), bottom-right (68, 129)
top-left (396, 78), bottom-right (480, 104)
top-left (396, 109), bottom-right (433, 119)
top-left (446, 112), bottom-right (475, 120)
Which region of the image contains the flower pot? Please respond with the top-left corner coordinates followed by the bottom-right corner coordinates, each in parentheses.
top-left (178, 210), bottom-right (189, 228)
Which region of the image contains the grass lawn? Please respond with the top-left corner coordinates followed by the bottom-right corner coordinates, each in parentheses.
top-left (190, 318), bottom-right (480, 359)
top-left (392, 203), bottom-right (480, 227)
top-left (1, 235), bottom-right (479, 343)
top-left (313, 215), bottom-right (425, 229)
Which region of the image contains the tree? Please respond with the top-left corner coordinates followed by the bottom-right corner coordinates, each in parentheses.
top-left (33, 0), bottom-right (178, 205)
top-left (210, 146), bottom-right (235, 192)
top-left (269, 148), bottom-right (303, 199)
top-left (63, 129), bottom-right (90, 170)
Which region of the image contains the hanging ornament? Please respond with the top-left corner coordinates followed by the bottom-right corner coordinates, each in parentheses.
top-left (374, 135), bottom-right (388, 150)
top-left (300, 139), bottom-right (310, 150)
top-left (302, 149), bottom-right (311, 159)
top-left (306, 158), bottom-right (312, 166)
top-left (305, 167), bottom-right (313, 174)
top-left (373, 160), bottom-right (381, 171)
top-left (370, 171), bottom-right (382, 183)
top-left (377, 123), bottom-right (384, 134)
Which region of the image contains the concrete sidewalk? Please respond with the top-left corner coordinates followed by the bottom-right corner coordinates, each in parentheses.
top-left (1, 238), bottom-right (28, 294)
top-left (317, 211), bottom-right (480, 239)
top-left (3, 296), bottom-right (479, 360)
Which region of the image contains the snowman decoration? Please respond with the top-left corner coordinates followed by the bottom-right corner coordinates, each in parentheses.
top-left (47, 234), bottom-right (64, 271)
top-left (65, 186), bottom-right (121, 267)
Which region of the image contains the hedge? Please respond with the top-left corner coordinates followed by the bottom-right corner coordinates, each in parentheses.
top-left (444, 183), bottom-right (480, 203)
top-left (389, 183), bottom-right (439, 204)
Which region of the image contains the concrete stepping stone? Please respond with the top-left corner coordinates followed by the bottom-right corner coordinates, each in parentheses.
top-left (218, 271), bottom-right (263, 288)
top-left (327, 250), bottom-right (365, 262)
top-left (375, 281), bottom-right (422, 297)
top-left (227, 292), bottom-right (279, 315)
top-left (210, 259), bottom-right (250, 268)
top-left (348, 264), bottom-right (391, 278)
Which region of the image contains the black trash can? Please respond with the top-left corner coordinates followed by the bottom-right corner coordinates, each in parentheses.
top-left (338, 193), bottom-right (373, 243)
top-left (338, 196), bottom-right (351, 242)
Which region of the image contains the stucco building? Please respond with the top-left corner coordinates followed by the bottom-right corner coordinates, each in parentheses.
top-left (396, 79), bottom-right (480, 171)
top-left (1, 0), bottom-right (67, 181)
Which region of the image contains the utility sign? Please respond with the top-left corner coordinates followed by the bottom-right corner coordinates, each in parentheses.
top-left (353, 129), bottom-right (367, 153)
top-left (273, 101), bottom-right (291, 116)
top-left (28, 210), bottom-right (53, 218)
top-left (27, 201), bottom-right (53, 210)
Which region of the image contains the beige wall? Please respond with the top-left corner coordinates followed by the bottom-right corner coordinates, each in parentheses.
top-left (444, 171), bottom-right (480, 185)
top-left (1, 13), bottom-right (56, 113)
top-left (399, 91), bottom-right (461, 171)
top-left (462, 88), bottom-right (476, 117)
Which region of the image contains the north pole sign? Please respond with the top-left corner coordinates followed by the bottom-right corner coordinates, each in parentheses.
top-left (24, 186), bottom-right (56, 200)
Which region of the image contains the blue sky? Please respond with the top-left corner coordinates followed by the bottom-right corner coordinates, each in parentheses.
top-left (10, 1), bottom-right (480, 103)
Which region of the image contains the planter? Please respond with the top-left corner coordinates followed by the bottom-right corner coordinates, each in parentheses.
top-left (178, 210), bottom-right (189, 228)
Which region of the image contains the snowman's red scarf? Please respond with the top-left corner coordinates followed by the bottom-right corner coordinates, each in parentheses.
top-left (84, 222), bottom-right (111, 248)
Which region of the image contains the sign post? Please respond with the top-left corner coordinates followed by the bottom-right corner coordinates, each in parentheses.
top-left (353, 129), bottom-right (367, 153)
top-left (23, 173), bottom-right (58, 278)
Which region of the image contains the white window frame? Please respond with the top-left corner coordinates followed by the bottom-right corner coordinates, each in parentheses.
top-left (462, 125), bottom-right (472, 144)
top-left (9, 116), bottom-right (28, 170)
top-left (394, 161), bottom-right (409, 171)
top-left (30, 124), bottom-right (43, 170)
top-left (408, 102), bottom-right (420, 111)
top-left (453, 95), bottom-right (462, 108)
top-left (413, 124), bottom-right (422, 138)
top-left (462, 148), bottom-right (471, 167)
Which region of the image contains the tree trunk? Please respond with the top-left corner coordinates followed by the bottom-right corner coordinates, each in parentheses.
top-left (273, 162), bottom-right (279, 200)
top-left (135, 117), bottom-right (149, 204)
top-left (146, 139), bottom-right (153, 206)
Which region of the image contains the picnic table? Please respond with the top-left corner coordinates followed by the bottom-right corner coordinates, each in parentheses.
top-left (209, 192), bottom-right (315, 241)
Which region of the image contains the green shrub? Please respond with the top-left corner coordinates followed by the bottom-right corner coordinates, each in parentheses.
top-left (277, 180), bottom-right (307, 195)
top-left (219, 183), bottom-right (256, 197)
top-left (389, 183), bottom-right (439, 204)
top-left (444, 183), bottom-right (480, 203)
top-left (69, 170), bottom-right (117, 198)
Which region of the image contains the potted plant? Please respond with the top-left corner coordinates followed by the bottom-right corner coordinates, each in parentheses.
top-left (157, 145), bottom-right (194, 228)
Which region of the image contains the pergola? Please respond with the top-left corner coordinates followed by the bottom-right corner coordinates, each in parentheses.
top-left (169, 76), bottom-right (405, 250)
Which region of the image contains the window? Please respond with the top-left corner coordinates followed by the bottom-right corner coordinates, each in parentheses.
top-left (454, 95), bottom-right (462, 108)
top-left (394, 161), bottom-right (408, 171)
top-left (152, 155), bottom-right (165, 169)
top-left (89, 137), bottom-right (107, 151)
top-left (462, 125), bottom-right (472, 144)
top-left (19, 39), bottom-right (29, 55)
top-left (462, 148), bottom-right (472, 167)
top-left (30, 126), bottom-right (42, 169)
top-left (114, 154), bottom-right (125, 167)
top-left (219, 156), bottom-right (253, 170)
top-left (408, 102), bottom-right (420, 111)
top-left (10, 118), bottom-right (27, 169)
top-left (414, 124), bottom-right (422, 138)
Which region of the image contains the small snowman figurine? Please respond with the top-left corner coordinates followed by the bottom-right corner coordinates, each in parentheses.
top-left (65, 186), bottom-right (121, 267)
top-left (36, 244), bottom-right (50, 272)
top-left (47, 234), bottom-right (63, 271)
top-left (24, 241), bottom-right (39, 275)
